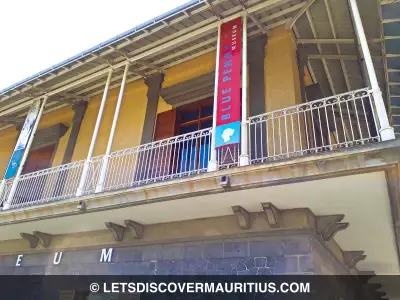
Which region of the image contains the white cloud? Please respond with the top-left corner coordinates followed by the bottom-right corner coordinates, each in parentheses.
top-left (0, 0), bottom-right (189, 90)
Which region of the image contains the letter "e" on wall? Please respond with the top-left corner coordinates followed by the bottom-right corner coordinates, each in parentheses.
top-left (16, 254), bottom-right (23, 266)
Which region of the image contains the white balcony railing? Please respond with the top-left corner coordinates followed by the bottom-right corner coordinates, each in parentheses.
top-left (0, 89), bottom-right (383, 210)
top-left (247, 88), bottom-right (379, 164)
top-left (5, 160), bottom-right (85, 209)
top-left (84, 128), bottom-right (212, 194)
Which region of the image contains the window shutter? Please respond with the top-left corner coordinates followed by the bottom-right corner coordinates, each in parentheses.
top-left (135, 109), bottom-right (176, 182)
top-left (150, 109), bottom-right (176, 179)
top-left (153, 109), bottom-right (176, 140)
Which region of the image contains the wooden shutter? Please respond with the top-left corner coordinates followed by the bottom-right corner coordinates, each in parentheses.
top-left (135, 109), bottom-right (176, 182)
top-left (153, 109), bottom-right (176, 141)
top-left (150, 109), bottom-right (176, 179)
top-left (22, 144), bottom-right (56, 174)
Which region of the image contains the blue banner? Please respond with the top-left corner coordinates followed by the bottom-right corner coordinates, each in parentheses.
top-left (215, 121), bottom-right (241, 148)
top-left (3, 99), bottom-right (41, 179)
top-left (4, 149), bottom-right (25, 179)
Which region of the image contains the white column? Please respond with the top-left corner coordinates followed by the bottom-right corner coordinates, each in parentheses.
top-left (2, 96), bottom-right (48, 210)
top-left (208, 24), bottom-right (222, 172)
top-left (76, 69), bottom-right (113, 197)
top-left (95, 62), bottom-right (129, 193)
top-left (239, 14), bottom-right (249, 166)
top-left (348, 0), bottom-right (395, 141)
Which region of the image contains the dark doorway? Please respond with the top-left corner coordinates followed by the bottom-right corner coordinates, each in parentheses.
top-left (22, 144), bottom-right (56, 174)
top-left (13, 144), bottom-right (57, 205)
top-left (175, 98), bottom-right (213, 173)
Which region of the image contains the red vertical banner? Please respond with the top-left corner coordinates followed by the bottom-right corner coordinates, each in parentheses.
top-left (216, 17), bottom-right (242, 127)
top-left (215, 17), bottom-right (242, 149)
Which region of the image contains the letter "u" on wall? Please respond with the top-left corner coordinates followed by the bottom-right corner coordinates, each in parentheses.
top-left (53, 252), bottom-right (63, 265)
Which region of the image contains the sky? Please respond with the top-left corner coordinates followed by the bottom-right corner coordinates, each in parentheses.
top-left (0, 0), bottom-right (189, 91)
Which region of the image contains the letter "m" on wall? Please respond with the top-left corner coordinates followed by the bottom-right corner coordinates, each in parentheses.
top-left (100, 248), bottom-right (113, 263)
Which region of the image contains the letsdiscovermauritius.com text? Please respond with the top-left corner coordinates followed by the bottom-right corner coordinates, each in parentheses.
top-left (96, 281), bottom-right (311, 294)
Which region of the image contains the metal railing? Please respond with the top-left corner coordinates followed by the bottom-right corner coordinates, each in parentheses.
top-left (217, 145), bottom-right (240, 169)
top-left (247, 88), bottom-right (380, 164)
top-left (86, 128), bottom-right (212, 193)
top-left (0, 89), bottom-right (384, 210)
top-left (6, 160), bottom-right (85, 209)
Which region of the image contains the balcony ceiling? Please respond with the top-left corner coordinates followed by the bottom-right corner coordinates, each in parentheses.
top-left (0, 0), bottom-right (390, 129)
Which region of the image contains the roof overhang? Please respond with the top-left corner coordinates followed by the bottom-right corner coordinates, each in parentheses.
top-left (0, 0), bottom-right (389, 130)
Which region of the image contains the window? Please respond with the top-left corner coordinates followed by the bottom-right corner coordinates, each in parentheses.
top-left (139, 98), bottom-right (213, 181)
top-left (176, 98), bottom-right (213, 134)
top-left (175, 99), bottom-right (213, 172)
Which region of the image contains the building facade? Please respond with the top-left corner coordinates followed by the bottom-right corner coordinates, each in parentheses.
top-left (0, 0), bottom-right (399, 298)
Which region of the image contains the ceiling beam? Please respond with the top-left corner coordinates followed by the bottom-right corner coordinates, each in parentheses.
top-left (205, 0), bottom-right (222, 20)
top-left (74, 39), bottom-right (217, 96)
top-left (324, 0), bottom-right (351, 91)
top-left (309, 54), bottom-right (382, 60)
top-left (377, 0), bottom-right (392, 119)
top-left (58, 92), bottom-right (89, 101)
top-left (293, 25), bottom-right (317, 84)
top-left (382, 18), bottom-right (400, 23)
top-left (90, 53), bottom-right (113, 67)
top-left (0, 116), bottom-right (24, 125)
top-left (306, 10), bottom-right (336, 94)
top-left (380, 0), bottom-right (400, 4)
top-left (237, 0), bottom-right (267, 34)
top-left (287, 0), bottom-right (318, 29)
top-left (297, 38), bottom-right (383, 44)
top-left (49, 92), bottom-right (89, 104)
top-left (127, 69), bottom-right (148, 79)
top-left (135, 61), bottom-right (165, 73)
top-left (80, 17), bottom-right (286, 97)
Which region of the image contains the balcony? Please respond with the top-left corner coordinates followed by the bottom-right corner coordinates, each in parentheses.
top-left (0, 88), bottom-right (381, 210)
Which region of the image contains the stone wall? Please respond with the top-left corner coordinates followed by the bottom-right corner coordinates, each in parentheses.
top-left (0, 234), bottom-right (318, 275)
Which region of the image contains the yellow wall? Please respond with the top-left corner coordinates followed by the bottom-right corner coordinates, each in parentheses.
top-left (163, 51), bottom-right (215, 88)
top-left (0, 105), bottom-right (74, 175)
top-left (0, 29), bottom-right (303, 173)
top-left (71, 79), bottom-right (148, 161)
top-left (71, 52), bottom-right (216, 163)
top-left (264, 26), bottom-right (304, 155)
top-left (304, 66), bottom-right (313, 87)
top-left (0, 51), bottom-right (218, 180)
top-left (157, 51), bottom-right (216, 114)
top-left (265, 26), bottom-right (302, 111)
